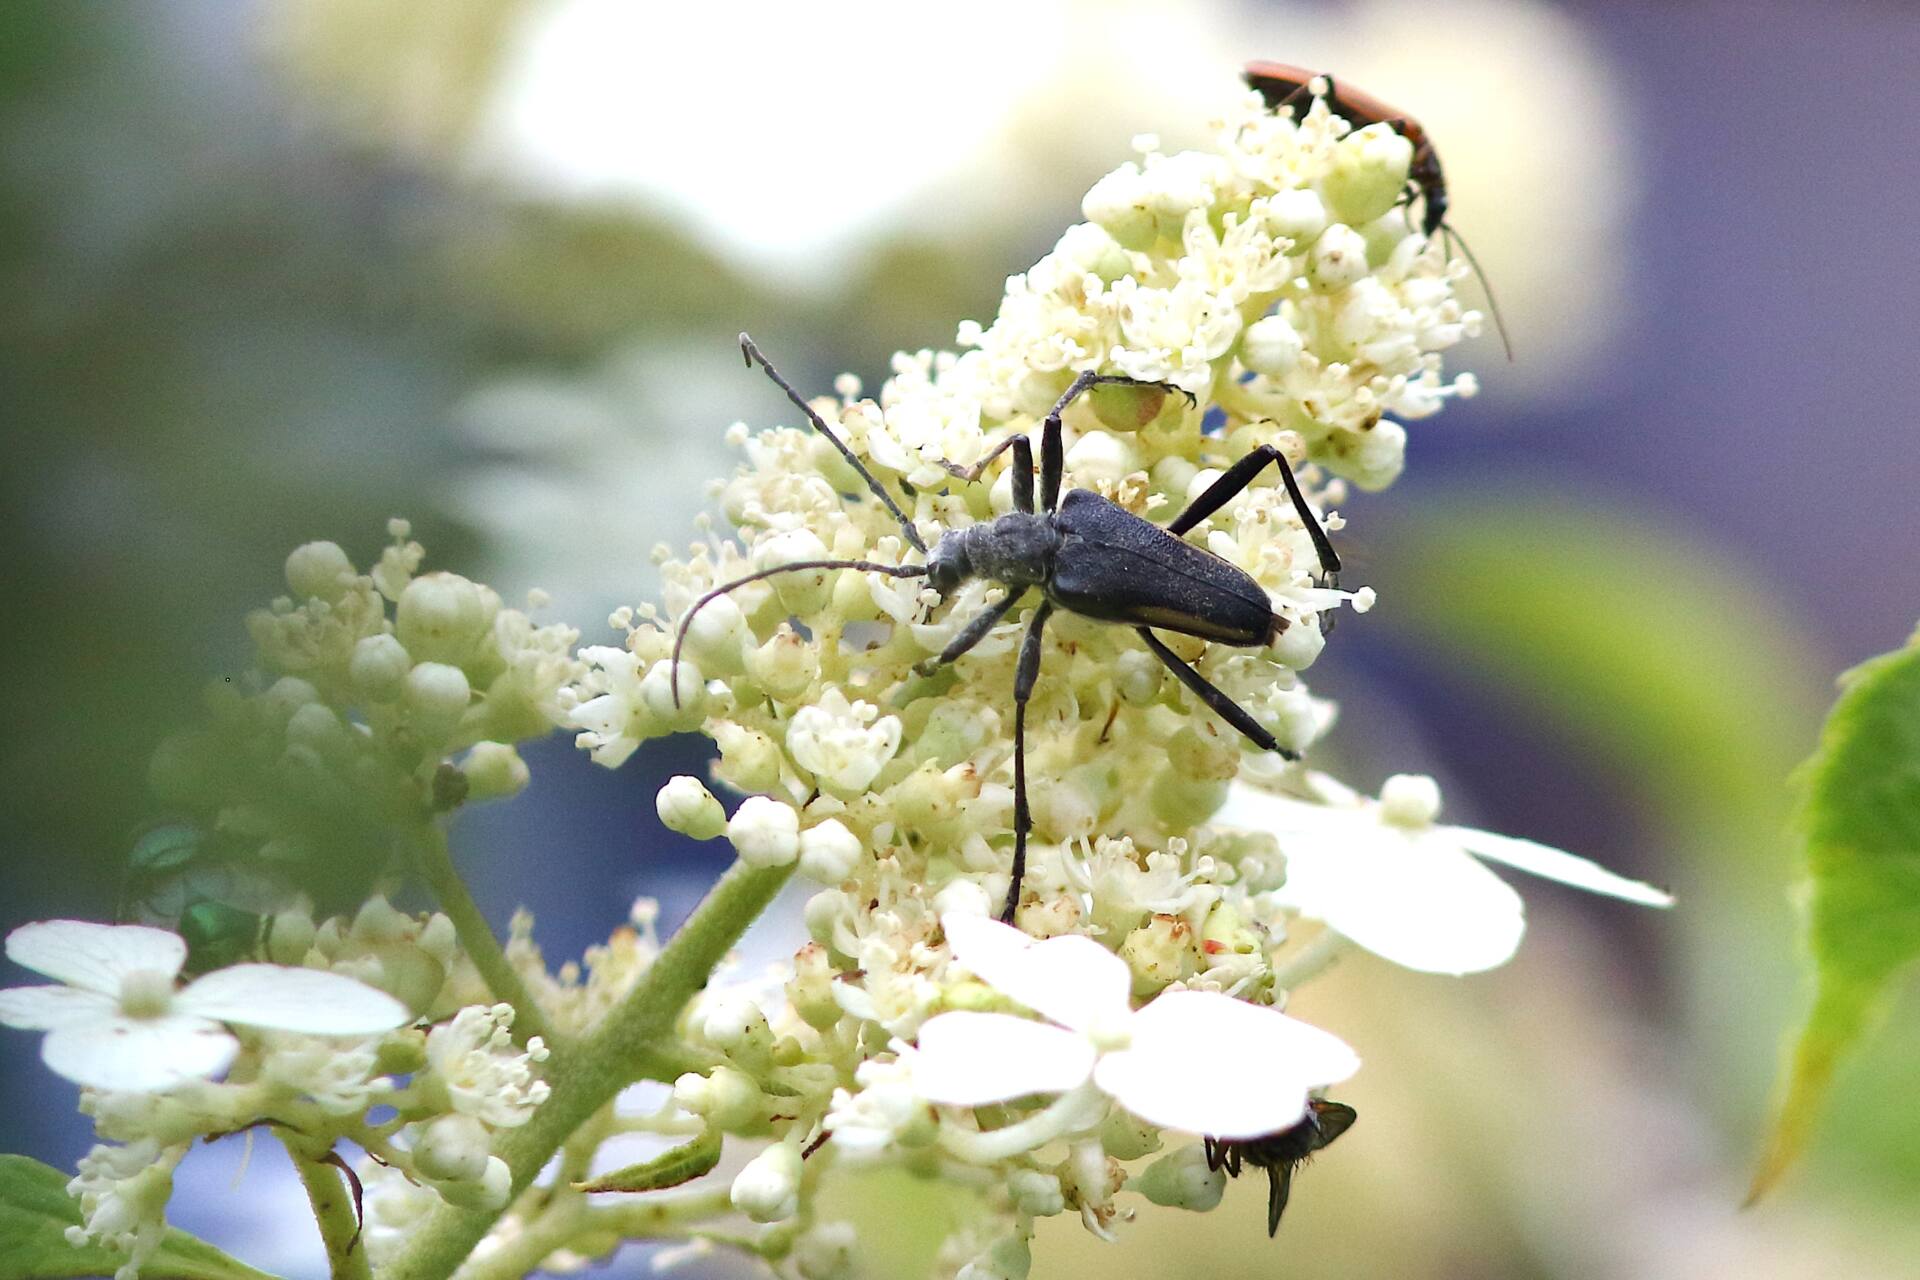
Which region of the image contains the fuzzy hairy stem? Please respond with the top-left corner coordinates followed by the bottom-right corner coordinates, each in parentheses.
top-left (380, 860), bottom-right (796, 1280)
top-left (411, 825), bottom-right (552, 1046)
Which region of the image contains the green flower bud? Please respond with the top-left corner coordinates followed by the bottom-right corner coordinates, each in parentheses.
top-left (1100, 1109), bottom-right (1164, 1161)
top-left (789, 942), bottom-right (842, 1030)
top-left (798, 818), bottom-right (863, 883)
top-left (1241, 314), bottom-right (1305, 377)
top-left (1135, 1143), bottom-right (1226, 1211)
top-left (1322, 123), bottom-right (1414, 227)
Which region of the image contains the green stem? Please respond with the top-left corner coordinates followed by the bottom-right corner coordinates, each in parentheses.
top-left (382, 860), bottom-right (796, 1280)
top-left (1272, 926), bottom-right (1349, 989)
top-left (453, 1198), bottom-right (586, 1280)
top-left (292, 1146), bottom-right (372, 1280)
top-left (412, 825), bottom-right (552, 1046)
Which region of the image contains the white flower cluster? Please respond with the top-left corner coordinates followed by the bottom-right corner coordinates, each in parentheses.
top-left (545, 85), bottom-right (1667, 1276)
top-left (0, 902), bottom-right (555, 1279)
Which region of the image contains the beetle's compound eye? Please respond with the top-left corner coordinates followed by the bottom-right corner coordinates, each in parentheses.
top-left (925, 535), bottom-right (969, 594)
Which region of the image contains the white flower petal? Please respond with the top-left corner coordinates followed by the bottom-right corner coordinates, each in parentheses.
top-left (1093, 992), bottom-right (1358, 1139)
top-left (41, 1015), bottom-right (239, 1091)
top-left (913, 1011), bottom-right (1096, 1106)
top-left (941, 914), bottom-right (1131, 1033)
top-left (1285, 829), bottom-right (1526, 975)
top-left (1448, 827), bottom-right (1674, 907)
top-left (5, 921), bottom-right (186, 993)
top-left (0, 985), bottom-right (117, 1030)
top-left (178, 965), bottom-right (411, 1034)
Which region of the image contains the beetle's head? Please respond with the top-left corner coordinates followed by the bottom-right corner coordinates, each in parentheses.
top-left (924, 529), bottom-right (972, 594)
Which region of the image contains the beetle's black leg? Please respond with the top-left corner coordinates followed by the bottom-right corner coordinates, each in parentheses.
top-left (915, 590), bottom-right (1023, 675)
top-left (1010, 436), bottom-right (1035, 514)
top-left (1001, 602), bottom-right (1054, 923)
top-left (1135, 628), bottom-right (1296, 759)
top-left (1164, 443), bottom-right (1340, 583)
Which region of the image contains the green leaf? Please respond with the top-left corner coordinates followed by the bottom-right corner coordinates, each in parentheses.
top-left (0, 1155), bottom-right (278, 1280)
top-left (573, 1127), bottom-right (723, 1194)
top-left (1749, 627), bottom-right (1920, 1200)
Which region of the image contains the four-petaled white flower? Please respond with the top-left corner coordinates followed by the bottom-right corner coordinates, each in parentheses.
top-left (0, 920), bottom-right (411, 1092)
top-left (914, 914), bottom-right (1358, 1140)
top-left (1213, 774), bottom-right (1674, 975)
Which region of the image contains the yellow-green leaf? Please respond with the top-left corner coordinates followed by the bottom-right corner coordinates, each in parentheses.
top-left (1749, 626), bottom-right (1920, 1200)
top-left (0, 1154), bottom-right (277, 1280)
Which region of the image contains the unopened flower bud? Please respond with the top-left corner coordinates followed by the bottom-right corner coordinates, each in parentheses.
top-left (754, 529), bottom-right (833, 616)
top-left (413, 1114), bottom-right (492, 1183)
top-left (285, 541), bottom-right (355, 602)
top-left (798, 819), bottom-right (863, 883)
top-left (1380, 773), bottom-right (1442, 827)
top-left (436, 1154), bottom-right (512, 1211)
top-left (1065, 430), bottom-right (1137, 486)
top-left (1242, 314), bottom-right (1305, 377)
top-left (397, 573), bottom-right (494, 665)
top-left (349, 633), bottom-right (411, 701)
top-left (730, 1143), bottom-right (802, 1223)
top-left (728, 796), bottom-right (800, 868)
top-left (462, 742), bottom-right (529, 801)
top-left (1309, 224), bottom-right (1371, 292)
top-left (639, 659), bottom-right (706, 729)
top-left (674, 1066), bottom-right (764, 1132)
top-left (405, 662), bottom-right (471, 740)
top-left (1323, 122), bottom-right (1414, 227)
top-left (701, 994), bottom-right (773, 1067)
top-left (1346, 418), bottom-right (1407, 490)
top-left (683, 593), bottom-right (750, 677)
top-left (657, 775), bottom-right (726, 840)
top-left (713, 722), bottom-right (785, 795)
top-left (1082, 163), bottom-right (1155, 250)
top-left (1263, 187), bottom-right (1327, 243)
top-left (1135, 1143), bottom-right (1226, 1211)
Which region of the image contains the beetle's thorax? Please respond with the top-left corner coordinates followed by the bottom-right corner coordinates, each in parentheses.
top-left (925, 513), bottom-right (1058, 593)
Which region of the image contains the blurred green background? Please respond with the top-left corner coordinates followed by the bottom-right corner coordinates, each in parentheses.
top-left (4, 0), bottom-right (1919, 1276)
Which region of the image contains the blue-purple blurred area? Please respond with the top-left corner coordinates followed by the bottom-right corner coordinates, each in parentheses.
top-left (4, 1), bottom-right (1919, 1276)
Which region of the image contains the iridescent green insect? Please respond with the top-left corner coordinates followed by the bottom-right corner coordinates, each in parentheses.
top-left (120, 823), bottom-right (289, 972)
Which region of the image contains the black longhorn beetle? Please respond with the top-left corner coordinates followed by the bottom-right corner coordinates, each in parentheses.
top-left (1242, 60), bottom-right (1511, 360)
top-left (674, 335), bottom-right (1343, 924)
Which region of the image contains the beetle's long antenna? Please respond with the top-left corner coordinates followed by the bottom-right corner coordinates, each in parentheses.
top-left (1440, 226), bottom-right (1512, 362)
top-left (671, 558), bottom-right (930, 707)
top-left (738, 335), bottom-right (928, 554)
